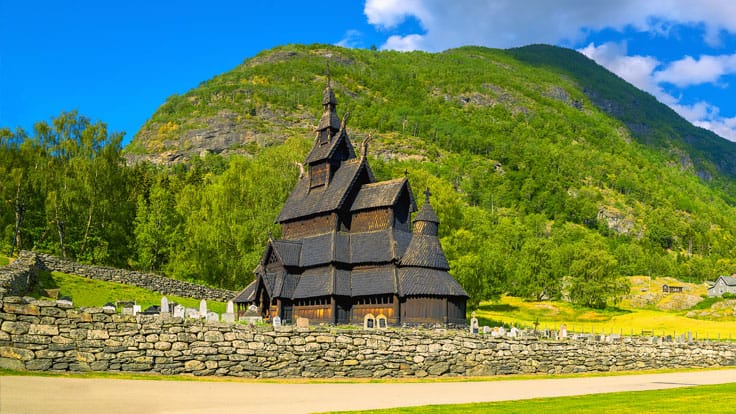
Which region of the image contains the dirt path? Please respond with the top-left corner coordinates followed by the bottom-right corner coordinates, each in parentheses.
top-left (2, 370), bottom-right (735, 414)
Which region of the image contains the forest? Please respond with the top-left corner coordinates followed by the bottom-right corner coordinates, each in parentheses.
top-left (3, 44), bottom-right (736, 309)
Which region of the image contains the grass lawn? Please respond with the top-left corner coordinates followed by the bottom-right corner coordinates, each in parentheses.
top-left (0, 254), bottom-right (10, 266)
top-left (28, 270), bottom-right (226, 314)
top-left (475, 296), bottom-right (736, 340)
top-left (327, 382), bottom-right (736, 413)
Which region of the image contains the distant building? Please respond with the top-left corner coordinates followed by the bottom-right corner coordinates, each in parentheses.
top-left (233, 79), bottom-right (468, 326)
top-left (707, 275), bottom-right (736, 297)
top-left (661, 284), bottom-right (683, 294)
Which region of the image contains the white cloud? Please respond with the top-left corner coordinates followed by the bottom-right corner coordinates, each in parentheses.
top-left (336, 30), bottom-right (364, 49)
top-left (655, 54), bottom-right (736, 87)
top-left (363, 0), bottom-right (736, 51)
top-left (382, 34), bottom-right (425, 51)
top-left (579, 42), bottom-right (736, 142)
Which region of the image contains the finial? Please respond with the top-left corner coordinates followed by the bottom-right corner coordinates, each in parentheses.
top-left (424, 188), bottom-right (432, 202)
top-left (326, 62), bottom-right (331, 87)
top-left (361, 133), bottom-right (373, 159)
top-left (294, 161), bottom-right (305, 179)
top-left (404, 169), bottom-right (409, 177)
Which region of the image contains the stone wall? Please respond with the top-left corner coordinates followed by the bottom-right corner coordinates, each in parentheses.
top-left (6, 251), bottom-right (235, 302)
top-left (1, 295), bottom-right (735, 378)
top-left (0, 251), bottom-right (40, 297)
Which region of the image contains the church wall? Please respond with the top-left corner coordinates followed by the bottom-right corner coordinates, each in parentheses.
top-left (282, 214), bottom-right (336, 239)
top-left (351, 209), bottom-right (391, 232)
top-left (401, 296), bottom-right (448, 324)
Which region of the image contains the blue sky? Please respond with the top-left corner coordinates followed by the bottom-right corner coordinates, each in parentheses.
top-left (2, 0), bottom-right (735, 145)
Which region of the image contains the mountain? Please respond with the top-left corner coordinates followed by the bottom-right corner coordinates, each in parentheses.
top-left (119, 44), bottom-right (736, 302)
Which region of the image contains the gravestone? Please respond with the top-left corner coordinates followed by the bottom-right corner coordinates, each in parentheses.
top-left (186, 308), bottom-right (200, 319)
top-left (222, 300), bottom-right (235, 323)
top-left (559, 324), bottom-right (568, 339)
top-left (508, 327), bottom-right (520, 338)
top-left (482, 326), bottom-right (491, 335)
top-left (469, 311), bottom-right (479, 334)
top-left (296, 317), bottom-right (309, 328)
top-left (57, 296), bottom-right (73, 306)
top-left (102, 302), bottom-right (116, 312)
top-left (173, 304), bottom-right (185, 318)
top-left (376, 314), bottom-right (388, 329)
top-left (207, 311), bottom-right (219, 322)
top-left (133, 304), bottom-right (141, 316)
top-left (498, 326), bottom-right (506, 337)
top-left (160, 297), bottom-right (170, 315)
top-left (272, 315), bottom-right (281, 327)
top-left (363, 313), bottom-right (375, 329)
top-left (248, 304), bottom-right (258, 313)
top-left (199, 300), bottom-right (208, 319)
top-left (121, 305), bottom-right (134, 316)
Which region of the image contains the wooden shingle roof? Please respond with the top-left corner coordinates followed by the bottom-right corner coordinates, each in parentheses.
top-left (399, 268), bottom-right (468, 297)
top-left (351, 266), bottom-right (398, 296)
top-left (233, 280), bottom-right (257, 303)
top-left (277, 158), bottom-right (372, 222)
top-left (399, 234), bottom-right (450, 270)
top-left (351, 178), bottom-right (416, 212)
top-left (269, 240), bottom-right (302, 267)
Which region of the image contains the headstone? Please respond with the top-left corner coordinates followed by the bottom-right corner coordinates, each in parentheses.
top-left (221, 313), bottom-right (235, 323)
top-left (498, 326), bottom-right (506, 336)
top-left (207, 311), bottom-right (219, 322)
top-left (226, 300), bottom-right (235, 314)
top-left (133, 305), bottom-right (141, 316)
top-left (508, 327), bottom-right (520, 338)
top-left (296, 317), bottom-right (309, 328)
top-left (272, 315), bottom-right (282, 327)
top-left (482, 326), bottom-right (491, 334)
top-left (248, 304), bottom-right (258, 313)
top-left (376, 314), bottom-right (388, 329)
top-left (102, 302), bottom-right (116, 312)
top-left (560, 324), bottom-right (568, 339)
top-left (469, 311), bottom-right (479, 334)
top-left (57, 296), bottom-right (73, 306)
top-left (363, 313), bottom-right (375, 329)
top-left (186, 308), bottom-right (200, 319)
top-left (173, 304), bottom-right (185, 318)
top-left (199, 300), bottom-right (207, 319)
top-left (687, 331), bottom-right (693, 342)
top-left (160, 297), bottom-right (170, 314)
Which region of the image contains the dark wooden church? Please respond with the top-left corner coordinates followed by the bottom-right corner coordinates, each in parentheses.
top-left (233, 80), bottom-right (468, 326)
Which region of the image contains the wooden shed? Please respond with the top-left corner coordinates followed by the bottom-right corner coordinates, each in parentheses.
top-left (233, 80), bottom-right (468, 326)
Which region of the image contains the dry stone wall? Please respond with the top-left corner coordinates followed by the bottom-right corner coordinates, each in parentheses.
top-left (1, 295), bottom-right (735, 378)
top-left (0, 251), bottom-right (41, 297)
top-left (4, 251), bottom-right (235, 302)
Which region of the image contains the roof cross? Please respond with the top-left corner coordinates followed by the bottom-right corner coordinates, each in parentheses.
top-left (424, 188), bottom-right (432, 201)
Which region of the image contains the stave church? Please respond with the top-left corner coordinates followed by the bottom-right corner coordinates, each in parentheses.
top-left (233, 78), bottom-right (467, 326)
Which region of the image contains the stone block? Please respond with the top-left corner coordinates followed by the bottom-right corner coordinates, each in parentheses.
top-left (29, 324), bottom-right (59, 336)
top-left (1, 321), bottom-right (30, 334)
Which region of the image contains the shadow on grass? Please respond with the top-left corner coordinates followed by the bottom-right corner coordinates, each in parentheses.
top-left (477, 303), bottom-right (519, 312)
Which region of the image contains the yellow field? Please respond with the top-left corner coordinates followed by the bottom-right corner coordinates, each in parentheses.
top-left (476, 295), bottom-right (736, 340)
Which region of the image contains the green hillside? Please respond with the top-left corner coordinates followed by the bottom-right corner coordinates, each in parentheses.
top-left (4, 44), bottom-right (736, 309)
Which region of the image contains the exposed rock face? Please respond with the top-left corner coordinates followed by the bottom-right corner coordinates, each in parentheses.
top-left (126, 108), bottom-right (313, 165)
top-left (2, 295), bottom-right (735, 378)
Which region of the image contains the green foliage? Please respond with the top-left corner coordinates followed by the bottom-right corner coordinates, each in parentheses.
top-left (29, 270), bottom-right (226, 313)
top-left (5, 44), bottom-right (736, 305)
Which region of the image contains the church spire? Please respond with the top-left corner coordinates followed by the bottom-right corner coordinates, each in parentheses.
top-left (317, 68), bottom-right (340, 137)
top-left (413, 188), bottom-right (440, 235)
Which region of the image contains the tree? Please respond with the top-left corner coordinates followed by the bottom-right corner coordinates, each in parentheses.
top-left (566, 237), bottom-right (629, 309)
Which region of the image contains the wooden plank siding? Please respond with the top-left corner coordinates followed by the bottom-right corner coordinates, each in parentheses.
top-left (282, 214), bottom-right (336, 239)
top-left (351, 208), bottom-right (391, 232)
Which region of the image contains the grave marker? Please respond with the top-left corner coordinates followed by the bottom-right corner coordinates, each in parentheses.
top-left (173, 304), bottom-right (185, 318)
top-left (363, 313), bottom-right (375, 329)
top-left (160, 297), bottom-right (170, 315)
top-left (376, 314), bottom-right (388, 329)
top-left (207, 311), bottom-right (219, 322)
top-left (296, 317), bottom-right (309, 328)
top-left (469, 311), bottom-right (479, 334)
top-left (272, 315), bottom-right (282, 327)
top-left (199, 300), bottom-right (207, 319)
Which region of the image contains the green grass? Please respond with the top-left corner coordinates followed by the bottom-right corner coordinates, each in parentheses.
top-left (0, 254), bottom-right (10, 266)
top-left (28, 270), bottom-right (226, 314)
top-left (475, 296), bottom-right (736, 339)
top-left (327, 382), bottom-right (736, 413)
